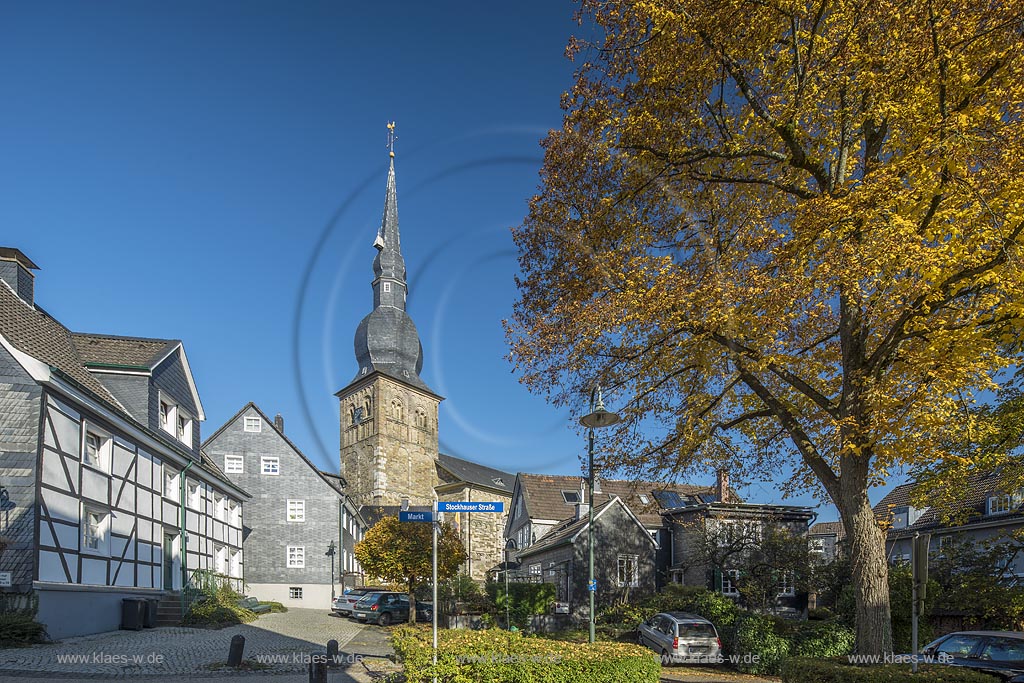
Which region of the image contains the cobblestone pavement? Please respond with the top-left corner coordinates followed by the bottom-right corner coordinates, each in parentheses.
top-left (0, 609), bottom-right (395, 680)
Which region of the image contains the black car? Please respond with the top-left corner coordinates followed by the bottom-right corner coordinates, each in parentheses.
top-left (350, 591), bottom-right (432, 626)
top-left (921, 631), bottom-right (1024, 681)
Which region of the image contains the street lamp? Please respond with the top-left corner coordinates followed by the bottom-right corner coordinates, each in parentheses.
top-left (579, 386), bottom-right (620, 645)
top-left (325, 541), bottom-right (337, 601)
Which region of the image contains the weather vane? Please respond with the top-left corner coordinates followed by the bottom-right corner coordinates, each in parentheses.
top-left (387, 121), bottom-right (397, 158)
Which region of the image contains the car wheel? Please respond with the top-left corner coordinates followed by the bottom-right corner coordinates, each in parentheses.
top-left (637, 630), bottom-right (644, 645)
top-left (661, 649), bottom-right (671, 667)
top-left (377, 612), bottom-right (391, 626)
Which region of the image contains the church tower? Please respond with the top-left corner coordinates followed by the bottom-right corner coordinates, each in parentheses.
top-left (337, 125), bottom-right (441, 507)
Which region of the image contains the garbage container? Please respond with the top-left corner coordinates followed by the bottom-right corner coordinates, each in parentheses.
top-left (143, 598), bottom-right (159, 628)
top-left (121, 598), bottom-right (145, 630)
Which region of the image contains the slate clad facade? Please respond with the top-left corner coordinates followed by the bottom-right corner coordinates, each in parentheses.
top-left (0, 247), bottom-right (247, 639)
top-left (203, 403), bottom-right (366, 607)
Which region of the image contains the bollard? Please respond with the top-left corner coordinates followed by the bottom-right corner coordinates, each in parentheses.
top-left (326, 639), bottom-right (339, 667)
top-left (227, 634), bottom-right (245, 667)
top-left (308, 653), bottom-right (327, 683)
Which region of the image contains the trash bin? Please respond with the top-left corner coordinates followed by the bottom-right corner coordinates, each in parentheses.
top-left (143, 598), bottom-right (159, 628)
top-left (121, 598), bottom-right (145, 630)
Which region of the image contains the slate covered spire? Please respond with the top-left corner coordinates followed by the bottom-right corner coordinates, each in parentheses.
top-left (350, 124), bottom-right (431, 393)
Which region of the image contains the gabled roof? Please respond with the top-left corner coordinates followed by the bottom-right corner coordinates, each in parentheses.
top-left (71, 333), bottom-right (179, 369)
top-left (873, 469), bottom-right (1024, 539)
top-left (516, 496), bottom-right (656, 558)
top-left (203, 402), bottom-right (354, 504)
top-left (515, 473), bottom-right (726, 528)
top-left (810, 521), bottom-right (846, 538)
top-left (437, 453), bottom-right (514, 494)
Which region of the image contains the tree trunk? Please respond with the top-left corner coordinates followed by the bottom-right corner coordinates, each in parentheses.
top-left (840, 489), bottom-right (893, 655)
top-left (408, 583), bottom-right (417, 624)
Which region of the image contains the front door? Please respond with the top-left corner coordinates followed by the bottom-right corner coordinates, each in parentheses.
top-left (163, 534), bottom-right (175, 590)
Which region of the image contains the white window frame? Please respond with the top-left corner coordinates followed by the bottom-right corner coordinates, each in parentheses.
top-left (287, 545), bottom-right (305, 568)
top-left (289, 586), bottom-right (303, 599)
top-left (213, 493), bottom-right (225, 521)
top-left (261, 456), bottom-right (280, 475)
top-left (176, 411), bottom-right (193, 445)
top-left (617, 554), bottom-right (639, 588)
top-left (382, 281), bottom-right (391, 293)
top-left (187, 480), bottom-right (201, 510)
top-left (721, 568), bottom-right (740, 596)
top-left (809, 538), bottom-right (825, 554)
top-left (243, 416), bottom-right (261, 433)
top-left (989, 494), bottom-right (1013, 515)
top-left (227, 500), bottom-right (240, 526)
top-left (287, 499), bottom-right (305, 523)
top-left (777, 570), bottom-right (796, 597)
top-left (81, 424), bottom-right (112, 472)
top-left (224, 454), bottom-right (243, 474)
top-left (528, 563), bottom-right (541, 576)
top-left (159, 398), bottom-right (175, 435)
top-left (164, 469), bottom-right (179, 499)
top-left (81, 505), bottom-right (109, 556)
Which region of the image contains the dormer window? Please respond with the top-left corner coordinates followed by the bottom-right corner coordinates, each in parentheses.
top-left (989, 494), bottom-right (1013, 516)
top-left (177, 414), bottom-right (192, 444)
top-left (561, 491), bottom-right (581, 504)
top-left (159, 395), bottom-right (192, 446)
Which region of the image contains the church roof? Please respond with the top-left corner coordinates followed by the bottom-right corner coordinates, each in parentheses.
top-left (437, 453), bottom-right (514, 494)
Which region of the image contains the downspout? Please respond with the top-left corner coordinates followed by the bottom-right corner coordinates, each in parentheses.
top-left (179, 461), bottom-right (194, 615)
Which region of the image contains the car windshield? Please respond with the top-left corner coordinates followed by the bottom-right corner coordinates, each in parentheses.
top-left (935, 634), bottom-right (983, 657)
top-left (354, 593), bottom-right (382, 606)
top-left (677, 622), bottom-right (717, 638)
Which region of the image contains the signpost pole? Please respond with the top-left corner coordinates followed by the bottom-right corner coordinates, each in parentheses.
top-left (911, 532), bottom-right (918, 674)
top-left (432, 513), bottom-right (439, 683)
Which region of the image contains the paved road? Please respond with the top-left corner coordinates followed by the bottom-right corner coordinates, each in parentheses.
top-left (0, 609), bottom-right (394, 680)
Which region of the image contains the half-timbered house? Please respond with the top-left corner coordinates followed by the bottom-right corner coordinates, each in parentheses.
top-left (0, 247), bottom-right (248, 638)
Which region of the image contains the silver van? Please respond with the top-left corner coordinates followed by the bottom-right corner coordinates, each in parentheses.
top-left (636, 611), bottom-right (722, 664)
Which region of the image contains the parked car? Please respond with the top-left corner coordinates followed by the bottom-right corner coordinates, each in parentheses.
top-left (351, 591), bottom-right (432, 626)
top-left (920, 631), bottom-right (1024, 681)
top-left (636, 611), bottom-right (722, 665)
top-left (331, 587), bottom-right (390, 616)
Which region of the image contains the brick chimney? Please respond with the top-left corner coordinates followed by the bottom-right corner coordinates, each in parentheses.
top-left (0, 248), bottom-right (38, 306)
top-left (716, 469), bottom-right (730, 503)
top-left (274, 413), bottom-right (284, 433)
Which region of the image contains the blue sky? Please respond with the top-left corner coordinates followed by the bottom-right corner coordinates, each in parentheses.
top-left (0, 1), bottom-right (875, 519)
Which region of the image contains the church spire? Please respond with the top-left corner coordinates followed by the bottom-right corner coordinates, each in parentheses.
top-left (372, 121), bottom-right (406, 311)
top-left (348, 122), bottom-right (430, 393)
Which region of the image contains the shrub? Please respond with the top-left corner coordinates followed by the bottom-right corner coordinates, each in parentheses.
top-left (597, 602), bottom-right (652, 628)
top-left (260, 601), bottom-right (287, 613)
top-left (808, 606), bottom-right (834, 620)
top-left (484, 581), bottom-right (556, 629)
top-left (731, 613), bottom-right (791, 675)
top-left (392, 625), bottom-right (660, 683)
top-left (782, 658), bottom-right (999, 682)
top-left (790, 621), bottom-right (856, 659)
top-left (0, 613), bottom-right (47, 646)
top-left (184, 583), bottom-right (256, 627)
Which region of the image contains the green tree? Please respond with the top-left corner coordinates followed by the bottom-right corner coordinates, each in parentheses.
top-left (931, 534), bottom-right (1024, 630)
top-left (508, 0), bottom-right (1024, 656)
top-left (354, 516), bottom-right (467, 623)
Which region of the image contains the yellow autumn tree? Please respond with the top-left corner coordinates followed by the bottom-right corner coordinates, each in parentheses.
top-left (508, 0), bottom-right (1024, 655)
top-left (354, 515), bottom-right (466, 623)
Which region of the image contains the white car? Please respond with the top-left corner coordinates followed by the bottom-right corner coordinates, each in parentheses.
top-left (637, 612), bottom-right (722, 665)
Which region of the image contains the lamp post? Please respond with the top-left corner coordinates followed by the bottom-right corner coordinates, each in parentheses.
top-left (325, 541), bottom-right (337, 601)
top-left (504, 539), bottom-right (516, 630)
top-left (579, 386), bottom-right (620, 645)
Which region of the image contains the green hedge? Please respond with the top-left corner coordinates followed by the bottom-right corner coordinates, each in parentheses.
top-left (782, 658), bottom-right (1001, 682)
top-left (484, 581), bottom-right (556, 629)
top-left (0, 613), bottom-right (47, 646)
top-left (183, 585), bottom-right (257, 628)
top-left (392, 625), bottom-right (660, 683)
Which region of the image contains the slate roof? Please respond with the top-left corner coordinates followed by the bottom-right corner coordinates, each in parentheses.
top-left (0, 280), bottom-right (241, 495)
top-left (810, 521), bottom-right (846, 538)
top-left (516, 496), bottom-right (655, 559)
top-left (71, 332), bottom-right (179, 369)
top-left (203, 402), bottom-right (354, 501)
top-left (437, 453), bottom-right (514, 494)
top-left (873, 470), bottom-right (1024, 539)
top-left (0, 281), bottom-right (124, 409)
top-left (516, 473), bottom-right (728, 528)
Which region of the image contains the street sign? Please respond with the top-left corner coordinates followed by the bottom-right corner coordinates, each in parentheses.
top-left (436, 501), bottom-right (504, 513)
top-left (0, 572), bottom-right (11, 587)
top-left (588, 579), bottom-right (597, 592)
top-left (399, 510), bottom-right (434, 523)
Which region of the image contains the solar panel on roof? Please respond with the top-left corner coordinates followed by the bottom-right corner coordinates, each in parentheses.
top-left (654, 491), bottom-right (685, 508)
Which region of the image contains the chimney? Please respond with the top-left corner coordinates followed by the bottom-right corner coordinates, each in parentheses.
top-left (274, 413), bottom-right (284, 433)
top-left (716, 469), bottom-right (730, 504)
top-left (575, 502), bottom-right (590, 521)
top-left (0, 248), bottom-right (39, 306)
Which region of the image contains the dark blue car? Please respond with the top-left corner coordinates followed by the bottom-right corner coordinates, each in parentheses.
top-left (920, 631), bottom-right (1024, 681)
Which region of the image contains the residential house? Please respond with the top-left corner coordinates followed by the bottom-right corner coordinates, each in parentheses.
top-left (808, 521), bottom-right (845, 563)
top-left (436, 454), bottom-right (513, 579)
top-left (664, 498), bottom-right (814, 613)
top-left (504, 472), bottom-right (724, 588)
top-left (0, 247), bottom-right (247, 638)
top-left (874, 472), bottom-right (1024, 575)
top-left (202, 403), bottom-right (367, 607)
top-left (512, 496), bottom-right (658, 619)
